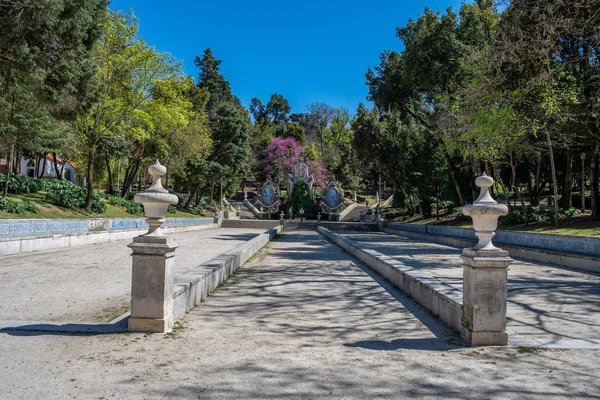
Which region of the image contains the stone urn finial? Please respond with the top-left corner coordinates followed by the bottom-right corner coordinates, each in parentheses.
top-left (134, 160), bottom-right (178, 236)
top-left (462, 172), bottom-right (508, 252)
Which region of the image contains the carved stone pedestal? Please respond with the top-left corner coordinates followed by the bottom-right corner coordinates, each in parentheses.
top-left (128, 235), bottom-right (178, 333)
top-left (461, 248), bottom-right (512, 345)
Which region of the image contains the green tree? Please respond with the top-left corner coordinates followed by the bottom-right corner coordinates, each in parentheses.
top-left (75, 10), bottom-right (181, 209)
top-left (195, 48), bottom-right (241, 116)
top-left (0, 0), bottom-right (107, 197)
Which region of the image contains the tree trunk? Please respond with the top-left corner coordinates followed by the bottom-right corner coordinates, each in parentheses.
top-left (443, 152), bottom-right (465, 205)
top-left (545, 128), bottom-right (560, 227)
top-left (560, 149), bottom-right (573, 209)
top-left (120, 159), bottom-right (140, 198)
top-left (532, 153), bottom-right (542, 206)
top-left (2, 143), bottom-right (14, 198)
top-left (105, 153), bottom-right (113, 194)
top-left (60, 159), bottom-right (66, 180)
top-left (35, 156), bottom-right (40, 178)
top-left (509, 153), bottom-right (528, 225)
top-left (52, 152), bottom-right (62, 180)
top-left (40, 156), bottom-right (47, 179)
top-left (493, 164), bottom-right (513, 213)
top-left (185, 181), bottom-right (201, 209)
top-left (210, 181), bottom-right (215, 202)
top-left (591, 142), bottom-right (600, 220)
top-left (84, 145), bottom-right (96, 212)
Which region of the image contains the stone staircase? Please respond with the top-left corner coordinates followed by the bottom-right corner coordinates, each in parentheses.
top-left (229, 201), bottom-right (259, 219)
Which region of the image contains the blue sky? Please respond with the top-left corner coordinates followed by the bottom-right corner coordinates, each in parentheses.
top-left (109, 0), bottom-right (464, 114)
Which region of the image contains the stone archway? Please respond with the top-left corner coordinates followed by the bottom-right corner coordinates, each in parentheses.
top-left (288, 158), bottom-right (314, 201)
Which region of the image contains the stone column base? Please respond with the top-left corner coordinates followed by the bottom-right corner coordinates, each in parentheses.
top-left (461, 326), bottom-right (508, 346)
top-left (128, 235), bottom-right (178, 334)
top-left (461, 247), bottom-right (512, 346)
top-left (129, 316), bottom-right (173, 334)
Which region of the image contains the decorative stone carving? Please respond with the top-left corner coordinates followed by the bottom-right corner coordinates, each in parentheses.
top-left (255, 175), bottom-right (281, 213)
top-left (133, 160), bottom-right (178, 236)
top-left (462, 172), bottom-right (508, 251)
top-left (288, 158), bottom-right (315, 200)
top-left (460, 172), bottom-right (513, 346)
top-left (128, 160), bottom-right (179, 333)
top-left (320, 176), bottom-right (344, 213)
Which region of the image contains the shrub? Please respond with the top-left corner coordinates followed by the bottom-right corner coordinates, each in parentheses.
top-left (125, 191), bottom-right (139, 201)
top-left (125, 201), bottom-right (144, 215)
top-left (107, 196), bottom-right (121, 206)
top-left (0, 198), bottom-right (40, 214)
top-left (559, 207), bottom-right (581, 219)
top-left (501, 211), bottom-right (525, 226)
top-left (0, 173), bottom-right (48, 194)
top-left (167, 205), bottom-right (177, 214)
top-left (45, 180), bottom-right (105, 213)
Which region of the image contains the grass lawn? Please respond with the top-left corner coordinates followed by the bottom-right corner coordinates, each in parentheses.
top-left (0, 192), bottom-right (202, 220)
top-left (384, 207), bottom-right (600, 237)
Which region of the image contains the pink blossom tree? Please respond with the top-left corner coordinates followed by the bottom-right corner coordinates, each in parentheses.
top-left (263, 137), bottom-right (329, 188)
top-left (264, 137), bottom-right (303, 185)
top-left (307, 160), bottom-right (328, 187)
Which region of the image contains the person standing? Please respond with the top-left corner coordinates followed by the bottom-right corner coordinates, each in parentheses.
top-left (299, 208), bottom-right (305, 223)
top-left (288, 206), bottom-right (293, 220)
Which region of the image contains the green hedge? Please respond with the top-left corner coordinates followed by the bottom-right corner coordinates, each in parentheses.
top-left (0, 173), bottom-right (48, 194)
top-left (45, 180), bottom-right (106, 213)
top-left (0, 198), bottom-right (40, 214)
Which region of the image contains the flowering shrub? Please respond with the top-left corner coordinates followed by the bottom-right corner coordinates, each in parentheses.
top-left (263, 137), bottom-right (329, 187)
top-left (264, 137), bottom-right (304, 183)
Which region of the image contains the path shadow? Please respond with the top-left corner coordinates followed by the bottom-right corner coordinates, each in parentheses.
top-left (0, 316), bottom-right (129, 336)
top-left (208, 230), bottom-right (467, 352)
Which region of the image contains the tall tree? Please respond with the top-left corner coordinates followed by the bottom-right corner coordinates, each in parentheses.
top-left (0, 0), bottom-right (107, 197)
top-left (195, 48), bottom-right (240, 116)
top-left (75, 10), bottom-right (181, 210)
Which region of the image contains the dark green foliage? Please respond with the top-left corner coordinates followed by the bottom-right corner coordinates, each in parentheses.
top-left (0, 174), bottom-right (48, 194)
top-left (45, 179), bottom-right (105, 213)
top-left (501, 205), bottom-right (582, 225)
top-left (0, 198), bottom-right (39, 214)
top-left (501, 211), bottom-right (526, 226)
top-left (125, 201), bottom-right (144, 215)
top-left (289, 182), bottom-right (313, 218)
top-left (195, 48), bottom-right (240, 115)
top-left (167, 205), bottom-right (177, 214)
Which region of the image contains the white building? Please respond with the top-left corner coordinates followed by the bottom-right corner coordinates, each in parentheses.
top-left (0, 154), bottom-right (79, 183)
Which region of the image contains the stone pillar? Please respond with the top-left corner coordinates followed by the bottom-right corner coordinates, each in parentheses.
top-left (128, 160), bottom-right (178, 333)
top-left (460, 173), bottom-right (512, 345)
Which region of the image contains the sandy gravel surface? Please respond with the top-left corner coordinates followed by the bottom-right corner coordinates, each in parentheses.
top-left (1, 230), bottom-right (599, 399)
top-left (340, 231), bottom-right (600, 340)
top-left (0, 227), bottom-right (267, 323)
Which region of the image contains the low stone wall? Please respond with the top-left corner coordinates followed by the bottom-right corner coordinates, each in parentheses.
top-left (384, 223), bottom-right (600, 273)
top-left (172, 226), bottom-right (281, 320)
top-left (243, 199), bottom-right (263, 219)
top-left (320, 221), bottom-right (379, 232)
top-left (222, 219), bottom-right (279, 229)
top-left (318, 227), bottom-right (463, 333)
top-left (0, 216), bottom-right (222, 256)
top-left (0, 217), bottom-right (216, 239)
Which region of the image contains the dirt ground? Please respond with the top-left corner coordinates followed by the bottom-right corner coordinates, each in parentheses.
top-left (1, 230), bottom-right (598, 399)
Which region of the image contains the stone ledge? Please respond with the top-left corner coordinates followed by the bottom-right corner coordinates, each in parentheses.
top-left (318, 227), bottom-right (463, 333)
top-left (382, 226), bottom-right (600, 273)
top-left (171, 226), bottom-right (281, 321)
top-left (0, 220), bottom-right (222, 256)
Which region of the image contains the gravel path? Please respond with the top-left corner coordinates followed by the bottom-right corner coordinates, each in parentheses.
top-left (0, 230), bottom-right (598, 399)
top-left (0, 227), bottom-right (267, 323)
top-left (340, 231), bottom-right (600, 340)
